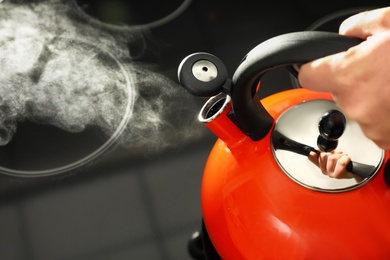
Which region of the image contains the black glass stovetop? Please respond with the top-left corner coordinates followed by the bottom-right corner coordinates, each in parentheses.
top-left (0, 1), bottom-right (387, 259)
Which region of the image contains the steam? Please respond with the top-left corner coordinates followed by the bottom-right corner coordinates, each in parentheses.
top-left (0, 0), bottom-right (205, 153)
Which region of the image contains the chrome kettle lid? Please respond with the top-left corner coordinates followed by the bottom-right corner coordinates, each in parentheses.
top-left (271, 99), bottom-right (383, 192)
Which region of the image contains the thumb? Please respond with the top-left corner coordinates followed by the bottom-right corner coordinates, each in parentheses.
top-left (339, 7), bottom-right (390, 38)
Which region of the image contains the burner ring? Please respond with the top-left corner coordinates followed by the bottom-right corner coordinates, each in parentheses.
top-left (71, 0), bottom-right (192, 30)
top-left (0, 37), bottom-right (134, 177)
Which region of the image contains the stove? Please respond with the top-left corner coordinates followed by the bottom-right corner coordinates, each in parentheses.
top-left (0, 1), bottom-right (388, 259)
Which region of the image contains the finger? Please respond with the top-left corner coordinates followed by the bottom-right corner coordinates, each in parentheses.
top-left (318, 153), bottom-right (330, 174)
top-left (333, 155), bottom-right (351, 179)
top-left (340, 7), bottom-right (390, 38)
top-left (308, 151), bottom-right (319, 166)
top-left (298, 51), bottom-right (346, 93)
top-left (359, 113), bottom-right (390, 150)
top-left (339, 10), bottom-right (374, 38)
top-left (326, 154), bottom-right (339, 176)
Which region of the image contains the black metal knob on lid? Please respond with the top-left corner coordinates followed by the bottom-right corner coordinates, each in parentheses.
top-left (317, 110), bottom-right (346, 152)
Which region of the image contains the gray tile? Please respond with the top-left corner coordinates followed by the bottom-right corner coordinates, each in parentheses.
top-left (87, 240), bottom-right (163, 260)
top-left (20, 170), bottom-right (154, 260)
top-left (142, 148), bottom-right (207, 232)
top-left (164, 226), bottom-right (202, 260)
top-left (0, 203), bottom-right (25, 260)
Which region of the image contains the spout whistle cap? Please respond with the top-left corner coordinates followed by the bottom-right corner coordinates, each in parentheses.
top-left (178, 52), bottom-right (228, 97)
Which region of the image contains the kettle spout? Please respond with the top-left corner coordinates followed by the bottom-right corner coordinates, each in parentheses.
top-left (177, 52), bottom-right (247, 144)
top-left (199, 93), bottom-right (246, 144)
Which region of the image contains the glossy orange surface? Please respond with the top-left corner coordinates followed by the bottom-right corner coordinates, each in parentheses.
top-left (201, 88), bottom-right (390, 259)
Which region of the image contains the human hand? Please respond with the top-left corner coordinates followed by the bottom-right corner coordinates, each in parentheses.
top-left (298, 7), bottom-right (390, 149)
top-left (309, 150), bottom-right (365, 182)
top-left (309, 150), bottom-right (356, 179)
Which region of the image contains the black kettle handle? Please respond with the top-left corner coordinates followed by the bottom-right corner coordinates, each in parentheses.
top-left (230, 31), bottom-right (362, 141)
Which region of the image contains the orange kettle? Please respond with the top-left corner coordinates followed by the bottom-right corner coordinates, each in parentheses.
top-left (178, 31), bottom-right (390, 259)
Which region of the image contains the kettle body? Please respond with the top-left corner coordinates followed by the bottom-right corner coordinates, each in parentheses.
top-left (178, 31), bottom-right (390, 259)
top-left (201, 88), bottom-right (390, 259)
